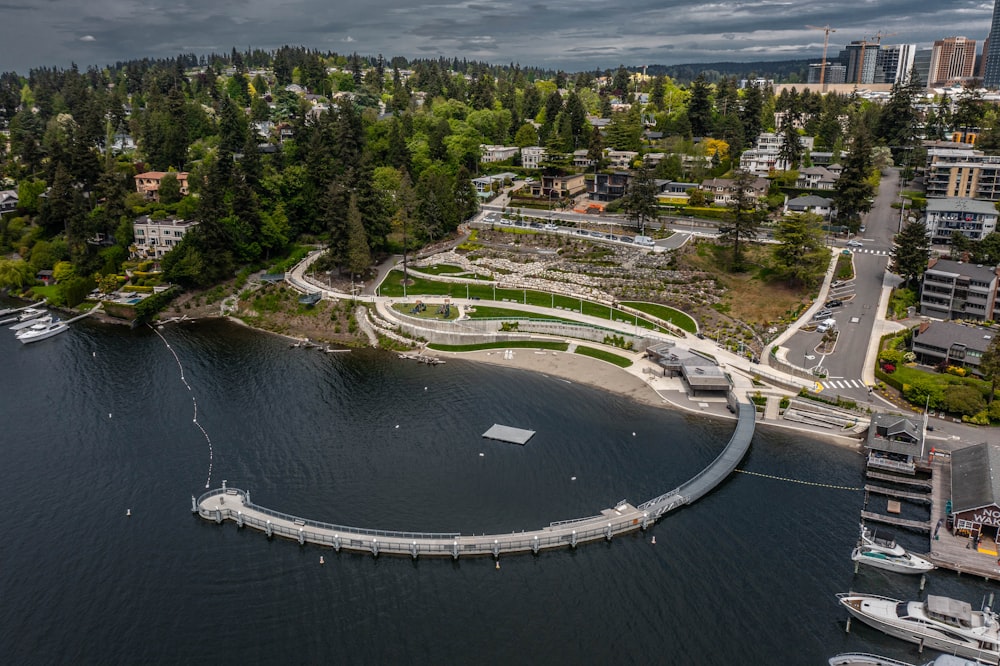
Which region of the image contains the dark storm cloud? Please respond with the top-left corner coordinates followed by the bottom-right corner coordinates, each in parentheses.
top-left (0, 0), bottom-right (995, 73)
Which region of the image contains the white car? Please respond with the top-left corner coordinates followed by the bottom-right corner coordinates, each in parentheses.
top-left (846, 240), bottom-right (863, 247)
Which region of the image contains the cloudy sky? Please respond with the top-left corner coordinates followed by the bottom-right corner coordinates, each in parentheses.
top-left (0, 0), bottom-right (996, 74)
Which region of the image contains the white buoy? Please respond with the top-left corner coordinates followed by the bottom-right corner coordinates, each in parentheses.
top-left (320, 556), bottom-right (325, 565)
top-left (108, 413), bottom-right (112, 418)
top-left (92, 351), bottom-right (96, 357)
top-left (395, 424), bottom-right (399, 429)
top-left (479, 452), bottom-right (485, 457)
top-left (571, 476), bottom-right (577, 481)
top-left (495, 560), bottom-right (500, 570)
top-left (632, 432), bottom-right (636, 436)
top-left (651, 536), bottom-right (656, 545)
top-left (126, 509), bottom-right (131, 517)
top-left (424, 387), bottom-right (428, 391)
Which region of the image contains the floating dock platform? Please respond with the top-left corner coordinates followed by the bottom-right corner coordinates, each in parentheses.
top-left (482, 424), bottom-right (536, 445)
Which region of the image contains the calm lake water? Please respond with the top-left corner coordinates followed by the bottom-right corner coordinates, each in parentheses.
top-left (1, 312), bottom-right (995, 665)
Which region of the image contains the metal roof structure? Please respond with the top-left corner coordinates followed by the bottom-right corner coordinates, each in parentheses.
top-left (951, 442), bottom-right (1000, 514)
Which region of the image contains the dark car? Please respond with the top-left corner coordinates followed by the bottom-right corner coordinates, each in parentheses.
top-left (825, 299), bottom-right (843, 308)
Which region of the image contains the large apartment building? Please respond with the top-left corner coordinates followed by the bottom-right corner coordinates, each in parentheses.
top-left (924, 148), bottom-right (1000, 201)
top-left (919, 258), bottom-right (999, 322)
top-left (925, 198), bottom-right (999, 245)
top-left (738, 132), bottom-right (816, 176)
top-left (985, 1), bottom-right (1000, 88)
top-left (132, 216), bottom-right (199, 259)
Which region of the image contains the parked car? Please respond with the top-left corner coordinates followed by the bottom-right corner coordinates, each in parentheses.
top-left (846, 240), bottom-right (863, 247)
top-left (825, 299), bottom-right (843, 308)
top-left (634, 235), bottom-right (655, 246)
top-left (620, 236), bottom-right (633, 243)
top-left (817, 319), bottom-right (836, 333)
top-left (812, 309), bottom-right (833, 320)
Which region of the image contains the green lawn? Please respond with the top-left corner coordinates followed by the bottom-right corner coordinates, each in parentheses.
top-left (427, 340), bottom-right (570, 352)
top-left (619, 300), bottom-right (697, 333)
top-left (391, 302), bottom-right (461, 320)
top-left (415, 264), bottom-right (466, 275)
top-left (574, 346), bottom-right (633, 367)
top-left (378, 271), bottom-right (671, 334)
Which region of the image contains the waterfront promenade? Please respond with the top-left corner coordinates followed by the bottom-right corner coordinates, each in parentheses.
top-left (196, 396), bottom-right (755, 558)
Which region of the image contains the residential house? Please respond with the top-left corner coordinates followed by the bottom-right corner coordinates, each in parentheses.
top-left (919, 258), bottom-right (1000, 321)
top-left (865, 413), bottom-right (925, 475)
top-left (471, 172), bottom-right (515, 198)
top-left (480, 145), bottom-right (519, 163)
top-left (520, 146), bottom-right (547, 170)
top-left (784, 194), bottom-right (835, 219)
top-left (606, 150), bottom-right (639, 169)
top-left (530, 174), bottom-right (587, 199)
top-left (699, 176), bottom-right (769, 206)
top-left (0, 189), bottom-right (17, 214)
top-left (572, 150), bottom-right (594, 168)
top-left (134, 172), bottom-right (189, 201)
top-left (925, 197), bottom-right (999, 245)
top-left (795, 166), bottom-right (839, 190)
top-left (911, 320), bottom-right (996, 376)
top-left (132, 216), bottom-right (199, 259)
top-left (590, 172), bottom-right (631, 202)
top-left (809, 151), bottom-right (835, 167)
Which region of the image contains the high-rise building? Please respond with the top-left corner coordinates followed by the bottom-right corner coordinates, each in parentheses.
top-left (807, 63), bottom-right (846, 85)
top-left (876, 44), bottom-right (916, 84)
top-left (912, 49), bottom-right (933, 88)
top-left (928, 36), bottom-right (977, 87)
top-left (838, 41), bottom-right (880, 84)
top-left (985, 1), bottom-right (1000, 88)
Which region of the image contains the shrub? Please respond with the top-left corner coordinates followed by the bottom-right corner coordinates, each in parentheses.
top-left (779, 397), bottom-right (790, 409)
top-left (882, 363), bottom-right (896, 374)
top-left (878, 349), bottom-right (904, 365)
top-left (941, 384), bottom-right (987, 416)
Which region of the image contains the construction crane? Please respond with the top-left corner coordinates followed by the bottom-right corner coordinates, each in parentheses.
top-left (807, 25), bottom-right (837, 91)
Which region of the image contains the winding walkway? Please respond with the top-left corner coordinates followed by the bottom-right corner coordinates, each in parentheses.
top-left (194, 396), bottom-right (755, 559)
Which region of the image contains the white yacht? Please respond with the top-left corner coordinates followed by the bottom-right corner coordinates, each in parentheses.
top-left (852, 544), bottom-right (935, 574)
top-left (853, 524), bottom-right (935, 574)
top-left (837, 593), bottom-right (1000, 664)
top-left (16, 319), bottom-right (68, 344)
top-left (10, 314), bottom-right (52, 331)
top-left (829, 653), bottom-right (983, 665)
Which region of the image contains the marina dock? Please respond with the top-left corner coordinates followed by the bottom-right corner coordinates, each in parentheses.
top-left (195, 396), bottom-right (756, 558)
top-left (860, 510), bottom-right (930, 532)
top-left (864, 484), bottom-right (932, 504)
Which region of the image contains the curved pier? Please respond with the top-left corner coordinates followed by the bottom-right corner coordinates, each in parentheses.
top-left (195, 395), bottom-right (755, 558)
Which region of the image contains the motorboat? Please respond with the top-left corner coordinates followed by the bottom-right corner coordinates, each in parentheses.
top-left (852, 544), bottom-right (935, 574)
top-left (829, 653), bottom-right (983, 665)
top-left (836, 593), bottom-right (1000, 664)
top-left (853, 524), bottom-right (935, 574)
top-left (10, 314), bottom-right (52, 331)
top-left (16, 320), bottom-right (68, 344)
top-left (13, 307), bottom-right (46, 323)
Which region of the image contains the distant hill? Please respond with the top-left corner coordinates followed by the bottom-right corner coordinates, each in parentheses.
top-left (644, 59), bottom-right (812, 85)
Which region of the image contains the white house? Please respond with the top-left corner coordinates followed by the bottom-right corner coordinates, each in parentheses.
top-left (132, 216), bottom-right (199, 259)
top-left (480, 145), bottom-right (519, 163)
top-left (520, 146), bottom-right (547, 169)
top-left (0, 189), bottom-right (17, 214)
top-left (606, 150), bottom-right (639, 169)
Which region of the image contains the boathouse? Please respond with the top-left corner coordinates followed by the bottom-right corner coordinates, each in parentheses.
top-left (865, 413), bottom-right (925, 475)
top-left (950, 442), bottom-right (1000, 540)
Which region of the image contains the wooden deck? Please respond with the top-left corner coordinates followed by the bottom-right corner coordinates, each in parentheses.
top-left (860, 510), bottom-right (930, 532)
top-left (865, 471), bottom-right (932, 489)
top-left (864, 484), bottom-right (932, 504)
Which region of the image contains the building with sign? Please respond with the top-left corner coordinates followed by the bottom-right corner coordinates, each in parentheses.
top-left (950, 443), bottom-right (1000, 540)
top-left (865, 413), bottom-right (925, 475)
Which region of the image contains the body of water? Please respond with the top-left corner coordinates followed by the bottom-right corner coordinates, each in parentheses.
top-left (1, 314), bottom-right (994, 664)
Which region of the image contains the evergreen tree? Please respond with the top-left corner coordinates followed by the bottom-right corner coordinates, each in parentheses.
top-left (687, 75), bottom-right (713, 137)
top-left (452, 165), bottom-right (479, 223)
top-left (833, 117), bottom-right (876, 231)
top-left (158, 171), bottom-right (182, 204)
top-left (320, 179), bottom-right (351, 268)
top-left (622, 166), bottom-right (660, 236)
top-left (777, 115), bottom-right (803, 170)
top-left (980, 335), bottom-right (1000, 405)
top-left (876, 68), bottom-right (923, 162)
top-left (890, 219), bottom-right (931, 288)
top-left (345, 194), bottom-right (371, 279)
top-left (772, 212), bottom-right (827, 286)
top-left (739, 83), bottom-right (765, 148)
top-left (718, 170), bottom-right (765, 269)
